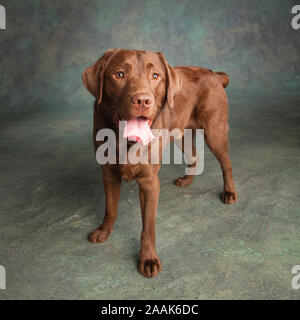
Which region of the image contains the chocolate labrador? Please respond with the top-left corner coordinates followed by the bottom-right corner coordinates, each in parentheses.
top-left (82, 49), bottom-right (238, 278)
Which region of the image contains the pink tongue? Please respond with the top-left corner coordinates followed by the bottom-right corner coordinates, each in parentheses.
top-left (123, 117), bottom-right (155, 145)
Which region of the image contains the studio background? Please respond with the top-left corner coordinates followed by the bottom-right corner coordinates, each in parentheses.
top-left (0, 0), bottom-right (299, 299)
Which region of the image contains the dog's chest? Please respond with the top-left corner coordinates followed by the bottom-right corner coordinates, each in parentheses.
top-left (117, 163), bottom-right (140, 182)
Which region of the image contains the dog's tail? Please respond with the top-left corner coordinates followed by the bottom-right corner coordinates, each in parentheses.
top-left (215, 71), bottom-right (229, 88)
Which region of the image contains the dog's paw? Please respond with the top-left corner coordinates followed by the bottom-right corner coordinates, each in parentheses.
top-left (174, 176), bottom-right (193, 187)
top-left (138, 256), bottom-right (162, 278)
top-left (88, 228), bottom-right (112, 243)
top-left (221, 191), bottom-right (238, 204)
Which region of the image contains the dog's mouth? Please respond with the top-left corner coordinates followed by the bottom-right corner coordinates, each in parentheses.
top-left (116, 116), bottom-right (155, 145)
top-left (116, 115), bottom-right (152, 126)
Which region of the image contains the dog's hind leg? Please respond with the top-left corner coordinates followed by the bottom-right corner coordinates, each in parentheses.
top-left (174, 129), bottom-right (198, 187)
top-left (204, 126), bottom-right (238, 204)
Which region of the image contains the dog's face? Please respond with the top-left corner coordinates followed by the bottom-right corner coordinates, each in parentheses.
top-left (103, 50), bottom-right (167, 122)
top-left (82, 49), bottom-right (180, 123)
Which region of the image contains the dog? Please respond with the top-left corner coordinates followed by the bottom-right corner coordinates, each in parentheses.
top-left (82, 49), bottom-right (238, 278)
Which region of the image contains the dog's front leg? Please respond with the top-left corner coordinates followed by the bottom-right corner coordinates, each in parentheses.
top-left (88, 167), bottom-right (122, 243)
top-left (137, 175), bottom-right (162, 278)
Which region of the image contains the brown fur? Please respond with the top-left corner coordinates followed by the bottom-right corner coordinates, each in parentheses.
top-left (82, 49), bottom-right (238, 278)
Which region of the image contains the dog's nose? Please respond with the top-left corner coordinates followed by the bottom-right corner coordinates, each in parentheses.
top-left (131, 93), bottom-right (152, 110)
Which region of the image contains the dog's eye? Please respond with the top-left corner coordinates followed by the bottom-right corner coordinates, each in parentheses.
top-left (152, 73), bottom-right (160, 80)
top-left (115, 71), bottom-right (125, 79)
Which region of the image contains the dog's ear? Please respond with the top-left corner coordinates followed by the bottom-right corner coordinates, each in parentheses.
top-left (157, 52), bottom-right (181, 109)
top-left (82, 49), bottom-right (118, 106)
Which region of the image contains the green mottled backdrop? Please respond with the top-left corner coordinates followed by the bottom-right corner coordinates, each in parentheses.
top-left (0, 0), bottom-right (299, 116)
top-left (1, 1), bottom-right (300, 300)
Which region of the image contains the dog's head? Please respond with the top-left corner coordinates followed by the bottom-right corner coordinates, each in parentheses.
top-left (82, 49), bottom-right (181, 124)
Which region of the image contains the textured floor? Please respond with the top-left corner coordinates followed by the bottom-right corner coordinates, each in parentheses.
top-left (0, 93), bottom-right (300, 299)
